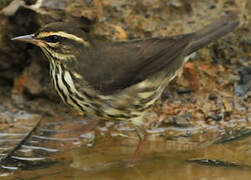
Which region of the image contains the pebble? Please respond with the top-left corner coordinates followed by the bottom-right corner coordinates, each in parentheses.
top-left (208, 93), bottom-right (217, 100)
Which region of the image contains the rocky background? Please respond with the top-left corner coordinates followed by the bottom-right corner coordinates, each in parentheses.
top-left (0, 0), bottom-right (250, 176)
top-left (0, 0), bottom-right (250, 102)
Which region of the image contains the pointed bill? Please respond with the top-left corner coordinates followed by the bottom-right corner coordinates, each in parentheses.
top-left (11, 34), bottom-right (43, 46)
top-left (12, 34), bottom-right (35, 42)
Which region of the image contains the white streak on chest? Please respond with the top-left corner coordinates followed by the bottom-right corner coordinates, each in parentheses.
top-left (50, 61), bottom-right (66, 104)
top-left (56, 65), bottom-right (69, 96)
top-left (64, 71), bottom-right (77, 92)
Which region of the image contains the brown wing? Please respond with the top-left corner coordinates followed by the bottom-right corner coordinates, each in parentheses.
top-left (75, 13), bottom-right (239, 95)
top-left (74, 34), bottom-right (193, 95)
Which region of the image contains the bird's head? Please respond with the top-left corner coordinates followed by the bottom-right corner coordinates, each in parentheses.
top-left (12, 22), bottom-right (90, 63)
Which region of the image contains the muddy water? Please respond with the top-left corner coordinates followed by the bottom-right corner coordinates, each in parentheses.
top-left (1, 141), bottom-right (251, 180)
top-left (1, 120), bottom-right (251, 180)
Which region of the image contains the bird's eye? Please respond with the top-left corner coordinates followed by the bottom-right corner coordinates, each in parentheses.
top-left (43, 35), bottom-right (61, 43)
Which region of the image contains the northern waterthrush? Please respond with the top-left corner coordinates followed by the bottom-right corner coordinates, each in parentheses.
top-left (12, 13), bottom-right (239, 161)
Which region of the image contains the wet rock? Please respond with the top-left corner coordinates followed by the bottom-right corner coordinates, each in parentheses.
top-left (235, 66), bottom-right (251, 96)
top-left (177, 88), bottom-right (193, 94)
top-left (162, 113), bottom-right (192, 127)
top-left (205, 114), bottom-right (222, 122)
top-left (39, 0), bottom-right (67, 10)
top-left (208, 93), bottom-right (217, 100)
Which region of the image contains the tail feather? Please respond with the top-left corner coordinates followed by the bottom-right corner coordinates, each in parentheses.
top-left (186, 12), bottom-right (239, 55)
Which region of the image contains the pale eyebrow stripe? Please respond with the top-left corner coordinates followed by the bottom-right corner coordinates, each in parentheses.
top-left (47, 42), bottom-right (60, 47)
top-left (37, 31), bottom-right (90, 46)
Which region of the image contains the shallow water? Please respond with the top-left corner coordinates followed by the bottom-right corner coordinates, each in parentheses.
top-left (1, 128), bottom-right (251, 180)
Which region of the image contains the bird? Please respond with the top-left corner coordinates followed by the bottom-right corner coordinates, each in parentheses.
top-left (12, 12), bottom-right (239, 162)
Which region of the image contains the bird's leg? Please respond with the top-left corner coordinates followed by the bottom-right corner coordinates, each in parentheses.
top-left (130, 125), bottom-right (147, 164)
